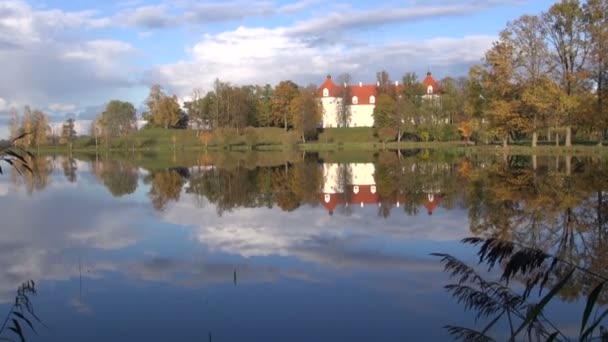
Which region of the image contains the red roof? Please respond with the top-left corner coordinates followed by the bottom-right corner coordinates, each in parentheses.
top-left (350, 185), bottom-right (379, 204)
top-left (319, 193), bottom-right (343, 215)
top-left (422, 72), bottom-right (441, 93)
top-left (319, 75), bottom-right (340, 97)
top-left (349, 85), bottom-right (377, 105)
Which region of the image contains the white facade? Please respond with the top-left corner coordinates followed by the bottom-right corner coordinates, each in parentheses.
top-left (322, 163), bottom-right (376, 193)
top-left (320, 97), bottom-right (376, 128)
top-left (321, 96), bottom-right (340, 128)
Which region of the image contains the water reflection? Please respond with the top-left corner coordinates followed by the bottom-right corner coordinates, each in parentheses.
top-left (0, 151), bottom-right (606, 340)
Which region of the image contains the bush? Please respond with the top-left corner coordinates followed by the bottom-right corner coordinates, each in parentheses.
top-left (440, 124), bottom-right (459, 141)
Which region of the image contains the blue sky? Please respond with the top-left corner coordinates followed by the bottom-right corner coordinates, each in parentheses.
top-left (0, 0), bottom-right (556, 137)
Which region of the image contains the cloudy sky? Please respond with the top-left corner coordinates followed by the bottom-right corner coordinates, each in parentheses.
top-left (0, 0), bottom-right (555, 137)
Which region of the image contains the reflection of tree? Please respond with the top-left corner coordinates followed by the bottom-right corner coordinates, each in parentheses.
top-left (93, 159), bottom-right (138, 197)
top-left (186, 158), bottom-right (323, 215)
top-left (11, 155), bottom-right (53, 195)
top-left (61, 157), bottom-right (77, 183)
top-left (464, 155), bottom-right (608, 304)
top-left (335, 163), bottom-right (353, 216)
top-left (146, 169), bottom-right (186, 211)
top-left (373, 150), bottom-right (461, 217)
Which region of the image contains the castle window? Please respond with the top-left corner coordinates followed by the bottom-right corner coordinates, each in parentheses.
top-left (353, 186), bottom-right (360, 194)
top-left (323, 88), bottom-right (329, 97)
top-left (370, 95), bottom-right (375, 104)
top-left (427, 85), bottom-right (433, 94)
top-left (352, 96), bottom-right (358, 104)
top-left (371, 186), bottom-right (377, 194)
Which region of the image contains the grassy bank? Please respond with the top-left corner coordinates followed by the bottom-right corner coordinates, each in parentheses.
top-left (35, 127), bottom-right (608, 155)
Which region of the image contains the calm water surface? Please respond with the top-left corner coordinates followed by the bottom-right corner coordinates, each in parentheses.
top-left (0, 151), bottom-right (606, 341)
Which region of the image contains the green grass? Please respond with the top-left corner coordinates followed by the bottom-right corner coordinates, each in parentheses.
top-left (34, 127), bottom-right (608, 156)
top-left (317, 127), bottom-right (378, 143)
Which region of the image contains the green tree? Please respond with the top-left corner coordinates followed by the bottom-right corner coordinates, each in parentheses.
top-left (336, 73), bottom-right (352, 127)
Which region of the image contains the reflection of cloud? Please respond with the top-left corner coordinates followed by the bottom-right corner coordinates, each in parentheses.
top-left (122, 256), bottom-right (314, 287)
top-left (163, 193), bottom-right (469, 272)
top-left (0, 172), bottom-right (145, 302)
top-left (69, 296), bottom-right (93, 315)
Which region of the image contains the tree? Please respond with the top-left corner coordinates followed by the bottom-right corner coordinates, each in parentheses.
top-left (154, 95), bottom-right (182, 129)
top-left (22, 106), bottom-right (33, 147)
top-left (98, 100), bottom-right (137, 140)
top-left (542, 0), bottom-right (590, 147)
top-left (59, 118), bottom-right (77, 148)
top-left (584, 0), bottom-right (608, 145)
top-left (376, 70), bottom-right (395, 98)
top-left (290, 85), bottom-right (322, 143)
top-left (373, 94), bottom-right (398, 143)
top-left (271, 80), bottom-right (299, 130)
top-left (398, 73), bottom-right (426, 140)
top-left (502, 14), bottom-right (552, 147)
top-left (30, 110), bottom-right (49, 151)
top-left (184, 88), bottom-right (205, 130)
top-left (254, 84), bottom-right (273, 127)
top-left (336, 73), bottom-right (352, 127)
top-left (478, 41), bottom-right (524, 147)
top-left (144, 84), bottom-right (183, 129)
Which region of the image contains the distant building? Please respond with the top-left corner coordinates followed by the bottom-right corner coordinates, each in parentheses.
top-left (318, 72), bottom-right (441, 128)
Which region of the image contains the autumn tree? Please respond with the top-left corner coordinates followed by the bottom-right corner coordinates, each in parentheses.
top-left (254, 84), bottom-right (273, 127)
top-left (98, 100), bottom-right (137, 140)
top-left (290, 85), bottom-right (322, 143)
top-left (59, 118), bottom-right (77, 148)
top-left (542, 0), bottom-right (590, 147)
top-left (29, 109), bottom-right (50, 149)
top-left (502, 14), bottom-right (554, 147)
top-left (272, 80), bottom-right (299, 130)
top-left (144, 84), bottom-right (183, 129)
top-left (479, 41), bottom-right (524, 147)
top-left (584, 0), bottom-right (608, 144)
top-left (22, 106), bottom-right (33, 147)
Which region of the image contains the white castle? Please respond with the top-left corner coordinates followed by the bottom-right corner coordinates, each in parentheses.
top-left (317, 72), bottom-right (441, 128)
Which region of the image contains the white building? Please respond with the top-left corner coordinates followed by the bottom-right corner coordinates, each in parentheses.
top-left (318, 72), bottom-right (442, 128)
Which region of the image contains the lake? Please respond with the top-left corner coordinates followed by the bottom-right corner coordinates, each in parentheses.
top-left (0, 150), bottom-right (606, 341)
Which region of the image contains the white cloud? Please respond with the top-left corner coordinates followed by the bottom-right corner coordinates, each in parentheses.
top-left (0, 1), bottom-right (140, 118)
top-left (147, 26), bottom-right (494, 97)
top-left (278, 0), bottom-right (322, 14)
top-left (48, 103), bottom-right (77, 113)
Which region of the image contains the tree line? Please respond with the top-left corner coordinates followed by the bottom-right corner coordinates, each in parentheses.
top-left (464, 0), bottom-right (608, 147)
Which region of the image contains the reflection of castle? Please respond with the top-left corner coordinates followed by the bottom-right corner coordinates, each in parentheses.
top-left (319, 163), bottom-right (442, 216)
top-left (318, 72), bottom-right (441, 128)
